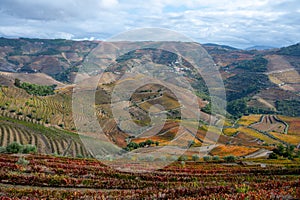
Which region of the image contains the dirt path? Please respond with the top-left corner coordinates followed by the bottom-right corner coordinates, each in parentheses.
top-left (244, 148), bottom-right (273, 159)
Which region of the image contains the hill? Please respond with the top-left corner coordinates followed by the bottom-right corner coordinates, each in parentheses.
top-left (0, 72), bottom-right (66, 88)
top-left (203, 43), bottom-right (239, 50)
top-left (0, 38), bottom-right (299, 159)
top-left (0, 37), bottom-right (98, 82)
top-left (0, 116), bottom-right (89, 157)
top-left (245, 45), bottom-right (276, 50)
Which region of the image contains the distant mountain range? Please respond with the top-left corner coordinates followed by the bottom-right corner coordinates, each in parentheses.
top-left (203, 43), bottom-right (239, 50)
top-left (0, 37), bottom-right (299, 117)
top-left (245, 45), bottom-right (276, 50)
top-left (204, 43), bottom-right (277, 51)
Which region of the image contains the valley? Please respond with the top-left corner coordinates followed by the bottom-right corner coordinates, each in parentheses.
top-left (0, 38), bottom-right (299, 158)
top-left (0, 38), bottom-right (299, 199)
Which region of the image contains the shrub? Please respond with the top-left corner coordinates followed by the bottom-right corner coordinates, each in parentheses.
top-left (16, 157), bottom-right (29, 166)
top-left (22, 145), bottom-right (37, 154)
top-left (15, 81), bottom-right (56, 96)
top-left (145, 140), bottom-right (154, 146)
top-left (212, 155), bottom-right (220, 161)
top-left (0, 146), bottom-right (6, 153)
top-left (76, 154), bottom-right (84, 158)
top-left (125, 142), bottom-right (139, 151)
top-left (6, 142), bottom-right (23, 153)
top-left (145, 155), bottom-right (154, 162)
top-left (223, 155), bottom-right (236, 162)
top-left (235, 183), bottom-right (250, 193)
top-left (203, 156), bottom-right (211, 162)
top-left (192, 154), bottom-right (200, 161)
top-left (178, 155), bottom-right (188, 161)
top-left (272, 144), bottom-right (297, 160)
top-left (169, 155), bottom-right (178, 161)
top-left (273, 144), bottom-right (285, 156)
top-left (268, 152), bottom-right (278, 159)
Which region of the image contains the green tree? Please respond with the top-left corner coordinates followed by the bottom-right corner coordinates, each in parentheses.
top-left (212, 155), bottom-right (220, 161)
top-left (6, 142), bottom-right (23, 153)
top-left (14, 78), bottom-right (21, 87)
top-left (22, 144), bottom-right (37, 154)
top-left (224, 155), bottom-right (236, 162)
top-left (0, 146), bottom-right (6, 153)
top-left (192, 154), bottom-right (200, 161)
top-left (178, 155), bottom-right (188, 161)
top-left (203, 156), bottom-right (211, 162)
top-left (227, 99), bottom-right (247, 118)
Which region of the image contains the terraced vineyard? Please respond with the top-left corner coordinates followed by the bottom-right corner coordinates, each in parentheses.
top-left (251, 115), bottom-right (288, 134)
top-left (0, 86), bottom-right (75, 130)
top-left (0, 117), bottom-right (89, 157)
top-left (1, 84), bottom-right (299, 158)
top-left (221, 114), bottom-right (300, 149)
top-left (0, 154), bottom-right (299, 199)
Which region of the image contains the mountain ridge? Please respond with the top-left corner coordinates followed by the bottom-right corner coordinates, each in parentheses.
top-left (0, 37), bottom-right (299, 158)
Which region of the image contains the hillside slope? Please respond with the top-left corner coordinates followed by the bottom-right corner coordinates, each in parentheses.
top-left (0, 38), bottom-right (299, 157)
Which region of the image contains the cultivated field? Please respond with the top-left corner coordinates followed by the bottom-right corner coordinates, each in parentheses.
top-left (251, 115), bottom-right (287, 134)
top-left (0, 86), bottom-right (75, 130)
top-left (223, 114), bottom-right (300, 149)
top-left (0, 117), bottom-right (89, 157)
top-left (277, 116), bottom-right (300, 135)
top-left (0, 154), bottom-right (299, 199)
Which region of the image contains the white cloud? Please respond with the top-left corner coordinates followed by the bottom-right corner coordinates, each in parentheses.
top-left (0, 0), bottom-right (299, 48)
top-left (98, 0), bottom-right (119, 9)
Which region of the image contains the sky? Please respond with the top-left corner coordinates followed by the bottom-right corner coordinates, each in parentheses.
top-left (0, 0), bottom-right (299, 49)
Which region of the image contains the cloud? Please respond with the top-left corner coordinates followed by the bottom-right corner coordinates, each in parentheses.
top-left (0, 0), bottom-right (299, 48)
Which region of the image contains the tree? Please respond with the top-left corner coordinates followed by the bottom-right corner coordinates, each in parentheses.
top-left (212, 155), bottom-right (220, 161)
top-left (126, 142), bottom-right (139, 151)
top-left (224, 155), bottom-right (236, 162)
top-left (178, 155), bottom-right (188, 161)
top-left (145, 140), bottom-right (154, 146)
top-left (15, 81), bottom-right (56, 96)
top-left (0, 146), bottom-right (6, 153)
top-left (268, 153), bottom-right (278, 159)
top-left (6, 142), bottom-right (23, 153)
top-left (22, 145), bottom-right (37, 154)
top-left (272, 144), bottom-right (296, 160)
top-left (203, 156), bottom-right (211, 162)
top-left (227, 99), bottom-right (247, 118)
top-left (192, 154), bottom-right (200, 161)
top-left (273, 144), bottom-right (285, 156)
top-left (14, 78), bottom-right (21, 87)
